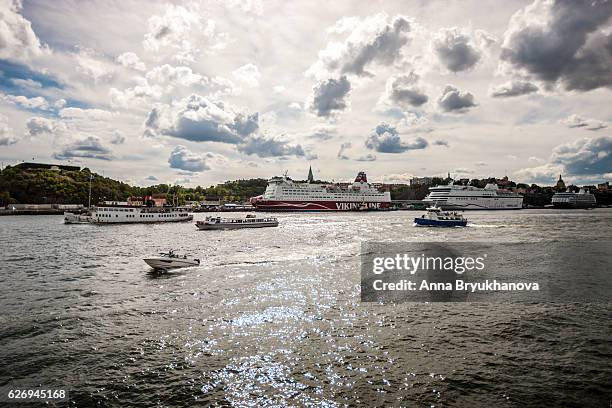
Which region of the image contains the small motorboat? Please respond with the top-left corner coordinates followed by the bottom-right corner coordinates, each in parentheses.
top-left (143, 250), bottom-right (200, 271)
top-left (196, 214), bottom-right (279, 230)
top-left (414, 206), bottom-right (467, 227)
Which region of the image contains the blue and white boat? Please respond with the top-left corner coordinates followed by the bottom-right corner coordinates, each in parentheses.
top-left (414, 206), bottom-right (467, 227)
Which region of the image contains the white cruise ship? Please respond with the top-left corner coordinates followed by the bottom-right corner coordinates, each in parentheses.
top-left (250, 170), bottom-right (391, 211)
top-left (424, 182), bottom-right (523, 210)
top-left (552, 189), bottom-right (597, 208)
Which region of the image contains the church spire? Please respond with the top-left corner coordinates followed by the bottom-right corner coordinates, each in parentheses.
top-left (307, 166), bottom-right (314, 183)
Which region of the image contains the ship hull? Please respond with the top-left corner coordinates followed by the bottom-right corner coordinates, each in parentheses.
top-left (551, 202), bottom-right (596, 209)
top-left (90, 215), bottom-right (193, 224)
top-left (251, 200), bottom-right (391, 211)
top-left (144, 258), bottom-right (199, 270)
top-left (414, 218), bottom-right (467, 227)
top-left (196, 221), bottom-right (278, 229)
top-left (424, 201), bottom-right (523, 210)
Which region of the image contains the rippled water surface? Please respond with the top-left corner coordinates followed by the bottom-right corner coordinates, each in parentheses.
top-left (1, 209), bottom-right (611, 407)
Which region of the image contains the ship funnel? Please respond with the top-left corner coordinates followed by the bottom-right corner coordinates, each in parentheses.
top-left (355, 171), bottom-right (368, 183)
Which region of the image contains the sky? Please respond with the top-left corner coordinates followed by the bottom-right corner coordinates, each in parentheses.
top-left (0, 0), bottom-right (611, 187)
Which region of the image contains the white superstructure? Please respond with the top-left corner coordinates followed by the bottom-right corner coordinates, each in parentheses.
top-left (552, 189), bottom-right (597, 208)
top-left (88, 205), bottom-right (193, 223)
top-left (196, 214), bottom-right (278, 230)
top-left (424, 183), bottom-right (523, 210)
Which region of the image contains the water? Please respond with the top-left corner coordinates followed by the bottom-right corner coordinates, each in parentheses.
top-left (0, 210), bottom-right (611, 407)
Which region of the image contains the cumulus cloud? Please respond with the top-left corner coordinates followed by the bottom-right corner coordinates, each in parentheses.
top-left (500, 0), bottom-right (612, 91)
top-left (116, 52), bottom-right (146, 71)
top-left (145, 175), bottom-right (158, 181)
top-left (560, 114), bottom-right (607, 131)
top-left (528, 156), bottom-right (545, 163)
top-left (53, 99), bottom-right (66, 109)
top-left (432, 27), bottom-right (482, 72)
top-left (0, 0), bottom-right (47, 62)
top-left (232, 63), bottom-right (261, 87)
top-left (438, 85), bottom-right (477, 113)
top-left (0, 114), bottom-right (18, 145)
top-left (489, 80), bottom-right (539, 97)
top-left (208, 76), bottom-right (242, 97)
top-left (75, 48), bottom-right (115, 81)
top-left (10, 78), bottom-right (41, 92)
top-left (146, 64), bottom-right (207, 87)
top-left (515, 163), bottom-right (560, 185)
top-left (109, 81), bottom-right (163, 108)
top-left (143, 4), bottom-right (200, 51)
top-left (59, 107), bottom-right (113, 121)
top-left (433, 139), bottom-right (449, 147)
top-left (337, 142), bottom-right (351, 160)
top-left (326, 16), bottom-right (361, 35)
top-left (365, 123), bottom-right (428, 153)
top-left (168, 145), bottom-right (210, 172)
top-left (26, 116), bottom-right (64, 137)
top-left (2, 93), bottom-right (49, 110)
top-left (54, 136), bottom-right (113, 161)
top-left (308, 13), bottom-right (411, 78)
top-left (380, 72), bottom-right (428, 109)
top-left (306, 125), bottom-right (337, 140)
top-left (144, 94), bottom-right (258, 144)
top-left (237, 135), bottom-right (305, 158)
top-left (111, 131), bottom-right (125, 145)
top-left (518, 135), bottom-right (612, 182)
top-left (356, 153), bottom-right (376, 161)
top-left (551, 135), bottom-right (612, 176)
top-left (224, 0), bottom-right (264, 16)
top-left (309, 76), bottom-right (351, 117)
top-left (143, 3), bottom-right (228, 61)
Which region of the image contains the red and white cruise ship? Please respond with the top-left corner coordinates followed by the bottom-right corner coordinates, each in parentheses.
top-left (250, 170), bottom-right (391, 211)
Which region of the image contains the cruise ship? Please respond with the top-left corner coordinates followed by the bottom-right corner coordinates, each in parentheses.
top-left (424, 182), bottom-right (523, 210)
top-left (552, 189), bottom-right (597, 208)
top-left (250, 169), bottom-right (391, 211)
top-left (66, 204), bottom-right (193, 224)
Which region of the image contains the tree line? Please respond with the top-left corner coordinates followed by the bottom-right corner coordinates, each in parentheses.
top-left (0, 166), bottom-right (268, 206)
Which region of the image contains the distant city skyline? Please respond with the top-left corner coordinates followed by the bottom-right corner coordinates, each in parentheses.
top-left (0, 0), bottom-right (611, 186)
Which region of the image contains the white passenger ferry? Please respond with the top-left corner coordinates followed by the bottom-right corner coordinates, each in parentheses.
top-left (196, 214), bottom-right (278, 230)
top-left (88, 205), bottom-right (193, 224)
top-left (424, 182), bottom-right (523, 210)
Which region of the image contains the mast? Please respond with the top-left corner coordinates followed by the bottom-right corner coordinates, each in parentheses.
top-left (88, 174), bottom-right (93, 208)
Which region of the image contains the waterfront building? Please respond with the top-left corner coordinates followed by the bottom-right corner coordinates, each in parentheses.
top-left (410, 177), bottom-right (433, 186)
